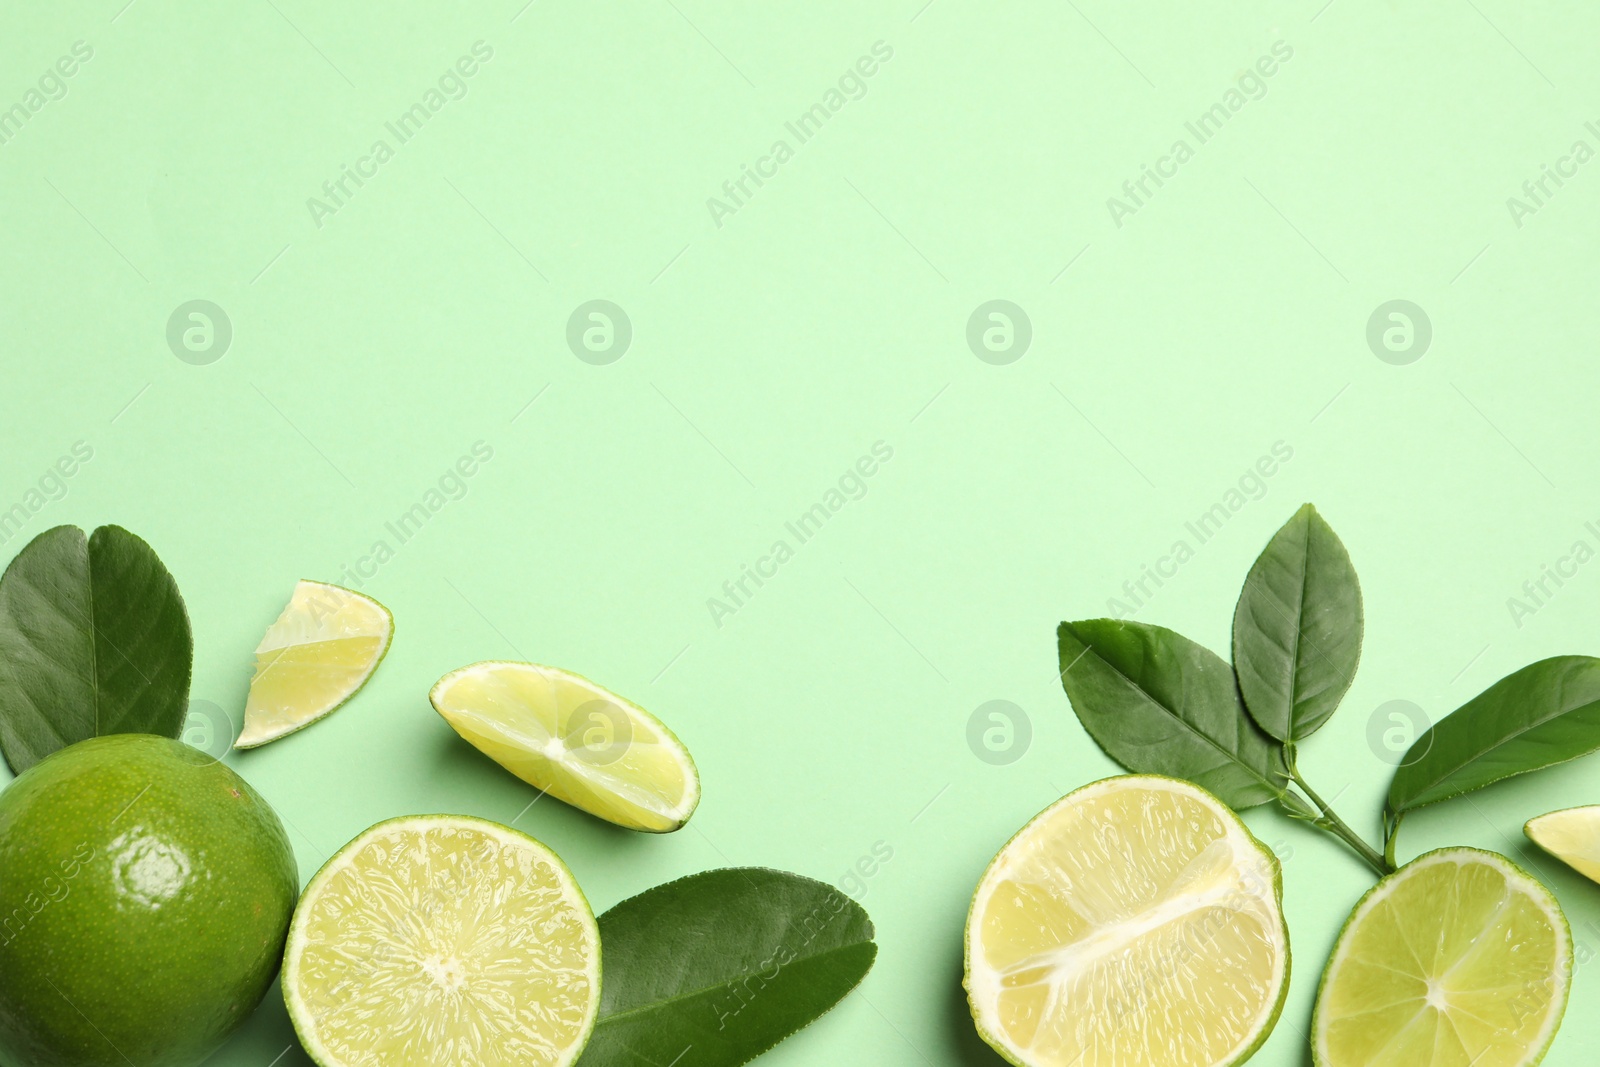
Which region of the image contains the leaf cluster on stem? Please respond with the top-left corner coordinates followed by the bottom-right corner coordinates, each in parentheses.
top-left (1060, 502), bottom-right (1600, 883)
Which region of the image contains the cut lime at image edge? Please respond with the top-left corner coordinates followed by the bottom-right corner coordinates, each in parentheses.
top-left (964, 774), bottom-right (1290, 1067)
top-left (282, 813), bottom-right (601, 1067)
top-left (429, 660), bottom-right (700, 834)
top-left (1312, 846), bottom-right (1571, 1067)
top-left (235, 580), bottom-right (394, 750)
top-left (1526, 805), bottom-right (1600, 885)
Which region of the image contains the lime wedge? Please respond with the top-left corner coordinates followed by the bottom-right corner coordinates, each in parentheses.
top-left (1526, 806), bottom-right (1600, 884)
top-left (429, 661), bottom-right (700, 833)
top-left (236, 580), bottom-right (393, 749)
top-left (965, 775), bottom-right (1289, 1067)
top-left (283, 814), bottom-right (600, 1067)
top-left (1314, 847), bottom-right (1571, 1067)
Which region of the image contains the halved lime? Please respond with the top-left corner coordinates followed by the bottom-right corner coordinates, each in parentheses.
top-left (283, 814), bottom-right (601, 1067)
top-left (1314, 847), bottom-right (1571, 1067)
top-left (430, 661), bottom-right (699, 833)
top-left (1526, 806), bottom-right (1600, 884)
top-left (965, 774), bottom-right (1289, 1067)
top-left (236, 580), bottom-right (393, 749)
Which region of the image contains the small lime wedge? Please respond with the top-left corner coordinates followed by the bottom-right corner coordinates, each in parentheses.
top-left (965, 775), bottom-right (1289, 1067)
top-left (1526, 806), bottom-right (1600, 884)
top-left (1314, 847), bottom-right (1571, 1067)
top-left (283, 814), bottom-right (601, 1067)
top-left (236, 580), bottom-right (393, 749)
top-left (430, 661), bottom-right (700, 833)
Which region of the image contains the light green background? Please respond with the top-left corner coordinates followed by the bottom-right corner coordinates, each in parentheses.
top-left (3, 1), bottom-right (1599, 1064)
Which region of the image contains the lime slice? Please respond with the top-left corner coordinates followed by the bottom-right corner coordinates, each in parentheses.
top-left (429, 661), bottom-right (699, 833)
top-left (1526, 806), bottom-right (1600, 884)
top-left (283, 814), bottom-right (600, 1067)
top-left (965, 774), bottom-right (1289, 1067)
top-left (236, 580), bottom-right (393, 749)
top-left (1314, 847), bottom-right (1571, 1067)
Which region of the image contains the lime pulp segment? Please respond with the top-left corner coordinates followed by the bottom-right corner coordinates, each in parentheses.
top-left (237, 579), bottom-right (393, 749)
top-left (1526, 805), bottom-right (1600, 885)
top-left (430, 661), bottom-right (699, 832)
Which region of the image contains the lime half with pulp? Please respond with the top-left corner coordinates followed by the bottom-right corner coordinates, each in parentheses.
top-left (1314, 846), bottom-right (1571, 1066)
top-left (283, 814), bottom-right (600, 1067)
top-left (965, 774), bottom-right (1289, 1067)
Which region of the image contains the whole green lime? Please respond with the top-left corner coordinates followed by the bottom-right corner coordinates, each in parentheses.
top-left (0, 735), bottom-right (299, 1067)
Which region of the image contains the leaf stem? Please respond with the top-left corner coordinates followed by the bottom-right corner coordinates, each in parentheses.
top-left (1283, 745), bottom-right (1394, 877)
top-left (1383, 810), bottom-right (1403, 870)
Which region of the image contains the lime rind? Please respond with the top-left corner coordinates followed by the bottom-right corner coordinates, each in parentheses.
top-left (283, 813), bottom-right (601, 1067)
top-left (429, 661), bottom-right (700, 833)
top-left (1312, 846), bottom-right (1572, 1067)
top-left (236, 579), bottom-right (394, 750)
top-left (964, 773), bottom-right (1290, 1067)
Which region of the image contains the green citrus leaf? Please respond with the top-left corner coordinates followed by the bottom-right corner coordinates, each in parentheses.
top-left (579, 868), bottom-right (876, 1067)
top-left (1232, 504), bottom-right (1363, 741)
top-left (1058, 619), bottom-right (1290, 808)
top-left (1389, 655), bottom-right (1600, 814)
top-left (0, 525), bottom-right (192, 773)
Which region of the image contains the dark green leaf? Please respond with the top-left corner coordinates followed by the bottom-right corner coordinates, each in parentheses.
top-left (1232, 504), bottom-right (1363, 741)
top-left (1389, 656), bottom-right (1600, 814)
top-left (1058, 619), bottom-right (1290, 808)
top-left (0, 525), bottom-right (192, 773)
top-left (579, 868), bottom-right (876, 1067)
